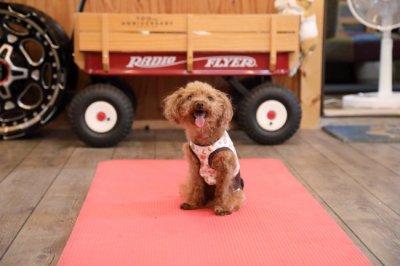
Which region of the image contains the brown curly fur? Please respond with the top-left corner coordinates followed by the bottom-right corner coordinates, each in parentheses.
top-left (163, 81), bottom-right (245, 216)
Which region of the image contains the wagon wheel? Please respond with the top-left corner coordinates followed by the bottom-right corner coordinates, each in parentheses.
top-left (68, 84), bottom-right (134, 147)
top-left (0, 3), bottom-right (71, 139)
top-left (238, 83), bottom-right (301, 145)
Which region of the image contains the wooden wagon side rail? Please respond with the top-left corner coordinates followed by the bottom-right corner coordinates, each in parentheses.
top-left (74, 13), bottom-right (300, 72)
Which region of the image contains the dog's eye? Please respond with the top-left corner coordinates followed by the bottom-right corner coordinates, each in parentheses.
top-left (187, 95), bottom-right (193, 100)
top-left (207, 96), bottom-right (214, 101)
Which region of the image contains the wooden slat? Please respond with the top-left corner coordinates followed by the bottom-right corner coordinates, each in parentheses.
top-left (351, 142), bottom-right (400, 178)
top-left (77, 13), bottom-right (187, 32)
top-left (79, 33), bottom-right (187, 52)
top-left (190, 14), bottom-right (299, 32)
top-left (113, 129), bottom-right (157, 159)
top-left (192, 33), bottom-right (298, 52)
top-left (77, 14), bottom-right (299, 33)
top-left (155, 141), bottom-right (185, 159)
top-left (0, 140), bottom-right (39, 183)
top-left (190, 14), bottom-right (271, 32)
top-left (76, 13), bottom-right (300, 54)
top-left (79, 32), bottom-right (298, 53)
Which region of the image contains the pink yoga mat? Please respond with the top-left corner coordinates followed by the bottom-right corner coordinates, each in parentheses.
top-left (58, 159), bottom-right (371, 266)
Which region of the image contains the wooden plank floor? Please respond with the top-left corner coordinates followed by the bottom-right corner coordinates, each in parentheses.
top-left (1, 117), bottom-right (400, 266)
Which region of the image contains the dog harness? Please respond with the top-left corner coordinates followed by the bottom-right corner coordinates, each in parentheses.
top-left (189, 131), bottom-right (241, 189)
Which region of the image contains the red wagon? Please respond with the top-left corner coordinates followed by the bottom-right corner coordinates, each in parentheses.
top-left (70, 12), bottom-right (302, 147)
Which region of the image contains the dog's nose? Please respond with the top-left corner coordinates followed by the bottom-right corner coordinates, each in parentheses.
top-left (195, 101), bottom-right (204, 109)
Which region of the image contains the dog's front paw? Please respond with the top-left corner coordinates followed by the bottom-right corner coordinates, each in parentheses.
top-left (214, 206), bottom-right (231, 216)
top-left (180, 203), bottom-right (193, 210)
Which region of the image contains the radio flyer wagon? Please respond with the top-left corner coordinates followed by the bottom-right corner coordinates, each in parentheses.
top-left (70, 11), bottom-right (302, 147)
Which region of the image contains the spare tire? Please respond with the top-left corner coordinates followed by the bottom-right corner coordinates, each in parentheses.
top-left (0, 3), bottom-right (71, 139)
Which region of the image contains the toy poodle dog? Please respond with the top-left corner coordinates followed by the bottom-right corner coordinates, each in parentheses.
top-left (163, 81), bottom-right (244, 216)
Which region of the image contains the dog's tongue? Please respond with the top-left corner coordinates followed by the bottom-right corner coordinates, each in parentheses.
top-left (195, 112), bottom-right (205, 128)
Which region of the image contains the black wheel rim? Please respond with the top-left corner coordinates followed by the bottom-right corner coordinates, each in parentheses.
top-left (0, 5), bottom-right (65, 138)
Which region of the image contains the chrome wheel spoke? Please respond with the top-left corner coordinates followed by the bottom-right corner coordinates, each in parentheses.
top-left (10, 64), bottom-right (28, 81)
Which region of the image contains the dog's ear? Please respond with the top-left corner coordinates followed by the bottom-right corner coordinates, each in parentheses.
top-left (217, 90), bottom-right (233, 128)
top-left (163, 89), bottom-right (183, 124)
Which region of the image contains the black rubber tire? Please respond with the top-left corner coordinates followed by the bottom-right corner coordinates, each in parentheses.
top-left (0, 3), bottom-right (72, 139)
top-left (91, 76), bottom-right (137, 111)
top-left (238, 83), bottom-right (301, 145)
top-left (68, 84), bottom-right (134, 147)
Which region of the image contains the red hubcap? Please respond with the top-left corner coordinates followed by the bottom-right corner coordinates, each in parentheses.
top-left (267, 110), bottom-right (276, 120)
top-left (96, 111), bottom-right (106, 121)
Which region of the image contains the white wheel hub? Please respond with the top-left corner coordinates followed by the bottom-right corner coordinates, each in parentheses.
top-left (84, 101), bottom-right (117, 133)
top-left (256, 100), bottom-right (287, 131)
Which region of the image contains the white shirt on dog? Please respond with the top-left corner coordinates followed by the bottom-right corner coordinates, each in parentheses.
top-left (189, 131), bottom-right (240, 185)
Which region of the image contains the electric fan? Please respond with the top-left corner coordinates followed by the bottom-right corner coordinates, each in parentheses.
top-left (342, 0), bottom-right (400, 108)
